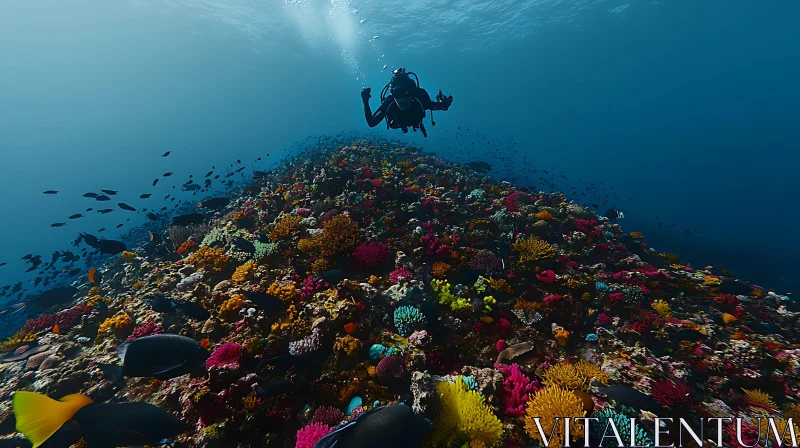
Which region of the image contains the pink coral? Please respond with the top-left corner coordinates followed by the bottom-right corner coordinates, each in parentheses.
top-left (496, 318), bottom-right (512, 338)
top-left (311, 405), bottom-right (345, 426)
top-left (301, 276), bottom-right (329, 301)
top-left (127, 318), bottom-right (165, 341)
top-left (389, 268), bottom-right (413, 284)
top-left (296, 423), bottom-right (333, 448)
top-left (496, 339), bottom-right (508, 352)
top-left (596, 313), bottom-right (611, 325)
top-left (575, 219), bottom-right (597, 232)
top-left (499, 363), bottom-right (539, 416)
top-left (376, 355), bottom-right (405, 385)
top-left (503, 191), bottom-right (530, 212)
top-left (352, 242), bottom-right (389, 268)
top-left (543, 294), bottom-right (563, 305)
top-left (536, 270), bottom-right (556, 283)
top-left (651, 379), bottom-right (694, 408)
top-left (205, 342), bottom-right (243, 369)
top-left (608, 292), bottom-right (625, 303)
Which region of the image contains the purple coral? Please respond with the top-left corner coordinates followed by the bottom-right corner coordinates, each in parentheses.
top-left (389, 268), bottom-right (413, 284)
top-left (376, 355), bottom-right (405, 385)
top-left (205, 342), bottom-right (243, 369)
top-left (499, 363), bottom-right (539, 417)
top-left (468, 250), bottom-right (502, 274)
top-left (300, 276), bottom-right (329, 301)
top-left (352, 241), bottom-right (389, 269)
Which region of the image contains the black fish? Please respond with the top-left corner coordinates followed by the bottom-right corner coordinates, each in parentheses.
top-left (594, 383), bottom-right (664, 414)
top-left (465, 161), bottom-right (492, 173)
top-left (68, 214), bottom-right (83, 219)
top-left (118, 203), bottom-right (136, 212)
top-left (50, 222), bottom-right (67, 227)
top-left (145, 294), bottom-right (174, 313)
top-left (674, 329), bottom-right (706, 341)
top-left (182, 183), bottom-right (200, 192)
top-left (313, 404), bottom-right (431, 448)
top-left (317, 269), bottom-right (347, 285)
top-left (256, 378), bottom-right (296, 398)
top-left (162, 151), bottom-right (171, 157)
top-left (82, 234), bottom-right (126, 254)
top-left (172, 300), bottom-right (211, 320)
top-left (148, 231), bottom-right (162, 243)
top-left (0, 263), bottom-right (6, 267)
top-left (21, 254), bottom-right (33, 260)
top-left (83, 192), bottom-right (98, 198)
top-left (28, 286), bottom-right (79, 309)
top-left (258, 354), bottom-right (310, 371)
top-left (171, 213), bottom-right (205, 226)
top-left (116, 224), bottom-right (124, 228)
top-left (146, 212), bottom-right (158, 221)
top-left (97, 209), bottom-right (113, 214)
top-left (95, 195), bottom-right (110, 201)
top-left (199, 197), bottom-right (230, 209)
top-left (231, 237), bottom-right (255, 253)
top-left (204, 171), bottom-right (213, 177)
top-left (98, 334), bottom-right (209, 381)
top-left (242, 291), bottom-right (286, 313)
top-left (163, 172), bottom-right (174, 177)
top-left (140, 194), bottom-right (151, 199)
top-left (85, 208), bottom-right (93, 212)
top-left (101, 189), bottom-right (117, 195)
top-left (42, 190), bottom-right (58, 195)
top-left (153, 178), bottom-right (159, 186)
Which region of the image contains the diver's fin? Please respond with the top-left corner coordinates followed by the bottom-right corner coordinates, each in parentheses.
top-left (98, 363), bottom-right (125, 384)
top-left (13, 391), bottom-right (93, 448)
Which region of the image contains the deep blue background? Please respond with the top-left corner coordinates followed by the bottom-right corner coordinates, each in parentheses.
top-left (0, 0), bottom-right (797, 302)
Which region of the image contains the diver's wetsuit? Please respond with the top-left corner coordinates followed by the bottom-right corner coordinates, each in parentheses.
top-left (364, 87), bottom-right (450, 137)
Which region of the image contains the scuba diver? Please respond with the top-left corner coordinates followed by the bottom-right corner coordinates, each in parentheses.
top-left (361, 68), bottom-right (453, 137)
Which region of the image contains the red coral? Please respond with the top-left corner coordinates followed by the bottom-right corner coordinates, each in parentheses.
top-left (536, 270), bottom-right (556, 284)
top-left (352, 242), bottom-right (389, 269)
top-left (496, 318), bottom-right (512, 338)
top-left (205, 342), bottom-right (243, 369)
top-left (22, 302), bottom-right (94, 334)
top-left (575, 219), bottom-right (597, 233)
top-left (596, 313), bottom-right (611, 325)
top-left (376, 355), bottom-right (404, 385)
top-left (127, 318), bottom-right (165, 341)
top-left (496, 339), bottom-right (508, 352)
top-left (503, 191), bottom-right (530, 212)
top-left (651, 379), bottom-right (694, 408)
top-left (389, 268), bottom-right (413, 284)
top-left (543, 294), bottom-right (563, 305)
top-left (608, 292), bottom-right (625, 303)
top-left (311, 405), bottom-right (345, 426)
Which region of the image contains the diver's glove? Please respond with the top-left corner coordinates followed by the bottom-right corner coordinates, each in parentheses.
top-left (361, 87), bottom-right (371, 104)
top-left (437, 90), bottom-right (453, 109)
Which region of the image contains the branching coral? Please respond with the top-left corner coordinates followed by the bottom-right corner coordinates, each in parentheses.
top-left (295, 423), bottom-right (333, 448)
top-left (591, 408), bottom-right (652, 448)
top-left (431, 261), bottom-right (451, 278)
top-left (314, 214), bottom-right (359, 257)
top-left (651, 379), bottom-right (694, 408)
top-left (206, 342), bottom-right (244, 368)
top-left (427, 377), bottom-right (504, 447)
top-left (231, 261), bottom-right (256, 282)
top-left (432, 279), bottom-right (470, 311)
top-left (512, 237), bottom-right (555, 262)
top-left (352, 241), bottom-right (389, 268)
top-left (500, 364), bottom-right (539, 417)
top-left (186, 246), bottom-right (229, 272)
top-left (651, 299), bottom-right (672, 319)
top-left (523, 386), bottom-right (586, 448)
top-left (394, 305), bottom-right (427, 336)
top-left (541, 360), bottom-right (608, 390)
top-left (741, 388), bottom-right (777, 409)
top-left (269, 215), bottom-right (302, 242)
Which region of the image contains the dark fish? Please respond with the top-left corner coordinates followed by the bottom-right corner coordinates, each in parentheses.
top-left (13, 392), bottom-right (190, 448)
top-left (83, 192), bottom-right (98, 198)
top-left (101, 189), bottom-right (117, 195)
top-left (258, 354), bottom-right (310, 371)
top-left (95, 195), bottom-right (110, 201)
top-left (171, 213), bottom-right (205, 226)
top-left (85, 208), bottom-right (93, 212)
top-left (0, 262), bottom-right (6, 267)
top-left (317, 269), bottom-right (347, 285)
top-left (98, 334), bottom-right (209, 381)
top-left (163, 172), bottom-right (174, 177)
top-left (182, 183), bottom-right (200, 192)
top-left (68, 214), bottom-right (83, 219)
top-left (97, 209), bottom-right (113, 214)
top-left (146, 212), bottom-right (158, 221)
top-left (148, 231), bottom-right (162, 243)
top-left (21, 254), bottom-right (33, 260)
top-left (162, 151), bottom-right (171, 157)
top-left (117, 203), bottom-right (136, 212)
top-left (33, 277), bottom-right (43, 287)
top-left (42, 190), bottom-right (58, 195)
top-left (594, 383), bottom-right (664, 414)
top-left (674, 329), bottom-right (706, 341)
top-left (116, 224), bottom-right (124, 228)
top-left (256, 378), bottom-right (296, 398)
top-left (204, 171), bottom-right (213, 177)
top-left (67, 267), bottom-right (81, 277)
top-left (313, 403), bottom-right (431, 448)
top-left (172, 300), bottom-right (211, 320)
top-left (231, 237), bottom-right (255, 253)
top-left (153, 178), bottom-right (159, 186)
top-left (140, 194), bottom-right (151, 199)
top-left (82, 234), bottom-right (126, 255)
top-left (145, 294), bottom-right (174, 313)
top-left (97, 228), bottom-right (105, 232)
top-left (465, 161), bottom-right (492, 173)
top-left (50, 222), bottom-right (67, 227)
top-left (199, 197), bottom-right (230, 209)
top-left (88, 268), bottom-right (102, 285)
top-left (242, 291), bottom-right (286, 313)
top-left (29, 286), bottom-right (79, 309)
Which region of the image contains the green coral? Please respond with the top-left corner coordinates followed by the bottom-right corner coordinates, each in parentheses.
top-left (483, 295), bottom-right (496, 312)
top-left (203, 423), bottom-right (221, 438)
top-left (432, 279), bottom-right (470, 312)
top-left (254, 240), bottom-right (278, 260)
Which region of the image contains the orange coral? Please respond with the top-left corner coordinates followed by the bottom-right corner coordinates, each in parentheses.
top-left (343, 322), bottom-right (358, 335)
top-left (186, 246), bottom-right (229, 272)
top-left (334, 335), bottom-right (362, 357)
top-left (431, 261), bottom-right (451, 278)
top-left (231, 261), bottom-right (255, 282)
top-left (554, 329), bottom-right (570, 346)
top-left (220, 294), bottom-right (245, 320)
top-left (535, 210), bottom-right (553, 220)
top-left (314, 214), bottom-right (360, 257)
top-left (487, 277), bottom-right (513, 294)
top-left (176, 240), bottom-right (198, 255)
top-left (512, 237), bottom-right (555, 262)
top-left (267, 281), bottom-right (297, 303)
top-left (629, 232), bottom-right (644, 239)
top-left (96, 312), bottom-right (134, 342)
top-left (269, 215), bottom-right (302, 242)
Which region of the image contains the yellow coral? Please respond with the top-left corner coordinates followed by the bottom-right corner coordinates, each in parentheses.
top-left (742, 389), bottom-right (777, 409)
top-left (523, 386), bottom-right (586, 448)
top-left (722, 312), bottom-right (737, 324)
top-left (0, 329), bottom-right (38, 352)
top-left (651, 299), bottom-right (672, 319)
top-left (120, 251), bottom-right (137, 261)
top-left (573, 360), bottom-right (610, 385)
top-left (432, 279), bottom-right (470, 311)
top-left (96, 312), bottom-right (133, 342)
top-left (512, 237), bottom-right (555, 263)
top-left (220, 294), bottom-right (245, 315)
top-left (541, 361), bottom-right (608, 390)
top-left (271, 304), bottom-right (298, 335)
top-left (487, 277), bottom-right (513, 294)
top-left (231, 261), bottom-right (255, 282)
top-left (333, 335), bottom-right (362, 357)
top-left (431, 261), bottom-right (451, 278)
top-left (554, 329), bottom-right (570, 347)
top-left (267, 281), bottom-right (297, 302)
top-left (269, 215), bottom-right (302, 242)
top-left (297, 238), bottom-right (318, 254)
top-left (703, 276), bottom-right (722, 286)
top-left (427, 377), bottom-right (504, 447)
top-left (535, 210), bottom-right (553, 220)
top-left (185, 246), bottom-right (229, 272)
top-left (314, 214), bottom-right (360, 257)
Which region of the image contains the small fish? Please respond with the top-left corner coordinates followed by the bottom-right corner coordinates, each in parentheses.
top-left (161, 151), bottom-right (171, 157)
top-left (140, 194), bottom-right (151, 199)
top-left (98, 334), bottom-right (209, 381)
top-left (88, 268), bottom-right (102, 285)
top-left (148, 231), bottom-right (162, 243)
top-left (50, 222), bottom-right (67, 227)
top-left (85, 208), bottom-right (93, 212)
top-left (163, 172), bottom-right (174, 177)
top-left (42, 190), bottom-right (58, 195)
top-left (171, 213), bottom-right (205, 226)
top-left (152, 178), bottom-right (159, 187)
top-left (594, 382), bottom-right (664, 414)
top-left (95, 195), bottom-right (110, 201)
top-left (118, 203), bottom-right (136, 212)
top-left (182, 183), bottom-right (200, 192)
top-left (68, 214), bottom-right (83, 219)
top-left (146, 212), bottom-right (158, 221)
top-left (0, 263), bottom-right (6, 267)
top-left (116, 224), bottom-right (124, 228)
top-left (97, 209), bottom-right (113, 214)
top-left (198, 197), bottom-right (230, 209)
top-left (101, 189), bottom-right (117, 195)
top-left (204, 171), bottom-right (213, 178)
top-left (242, 291), bottom-right (286, 313)
top-left (83, 192), bottom-right (98, 198)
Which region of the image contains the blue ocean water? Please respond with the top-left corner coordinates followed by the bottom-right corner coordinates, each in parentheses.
top-left (0, 0), bottom-right (798, 301)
